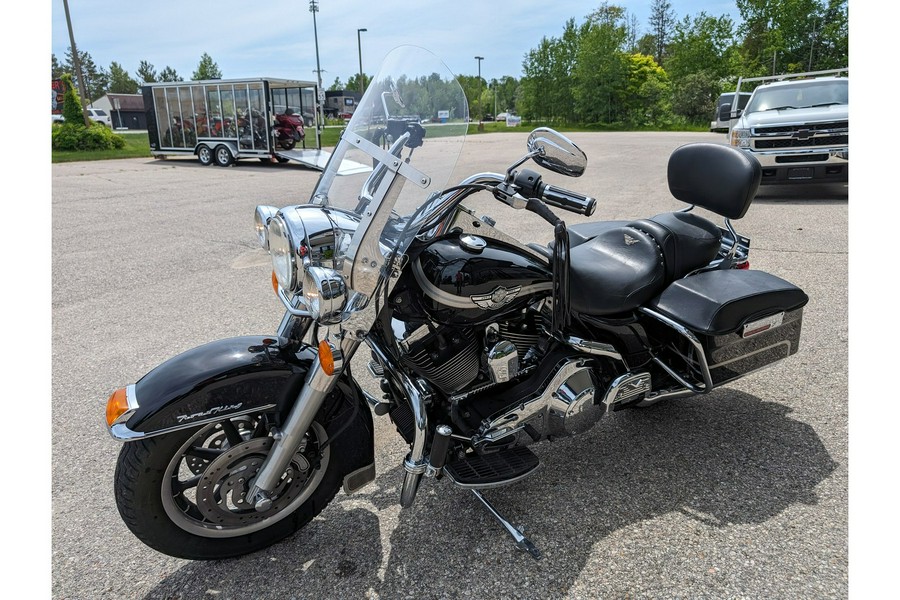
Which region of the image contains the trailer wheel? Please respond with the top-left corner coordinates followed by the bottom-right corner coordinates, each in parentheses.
top-left (197, 145), bottom-right (214, 166)
top-left (214, 145), bottom-right (234, 167)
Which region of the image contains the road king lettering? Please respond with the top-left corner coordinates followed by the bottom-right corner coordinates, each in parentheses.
top-left (104, 46), bottom-right (808, 562)
top-left (175, 403), bottom-right (244, 424)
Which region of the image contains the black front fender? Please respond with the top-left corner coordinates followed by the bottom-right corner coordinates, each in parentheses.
top-left (110, 336), bottom-right (348, 439)
top-left (108, 335), bottom-right (376, 492)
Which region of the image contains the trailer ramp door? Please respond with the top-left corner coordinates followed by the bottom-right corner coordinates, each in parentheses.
top-left (274, 149), bottom-right (372, 174)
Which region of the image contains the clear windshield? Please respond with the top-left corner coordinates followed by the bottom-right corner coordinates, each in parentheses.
top-left (745, 79), bottom-right (848, 113)
top-left (310, 46), bottom-right (468, 299)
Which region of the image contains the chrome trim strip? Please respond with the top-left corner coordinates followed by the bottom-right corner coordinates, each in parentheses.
top-left (108, 404), bottom-right (278, 442)
top-left (412, 259), bottom-right (552, 310)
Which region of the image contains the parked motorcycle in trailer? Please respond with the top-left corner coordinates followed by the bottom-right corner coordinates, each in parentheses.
top-left (273, 108), bottom-right (306, 150)
top-left (106, 47), bottom-right (808, 560)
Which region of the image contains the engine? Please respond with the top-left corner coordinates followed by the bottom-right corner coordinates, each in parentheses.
top-left (378, 232), bottom-right (608, 450)
top-left (395, 309), bottom-right (543, 397)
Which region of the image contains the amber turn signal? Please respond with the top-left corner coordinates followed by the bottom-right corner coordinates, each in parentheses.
top-left (271, 270), bottom-right (279, 296)
top-left (318, 340), bottom-right (335, 375)
top-left (106, 387), bottom-right (129, 427)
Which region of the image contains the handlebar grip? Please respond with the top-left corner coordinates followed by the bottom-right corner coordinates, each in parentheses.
top-left (540, 184), bottom-right (597, 217)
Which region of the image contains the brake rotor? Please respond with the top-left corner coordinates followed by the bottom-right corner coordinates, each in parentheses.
top-left (195, 437), bottom-right (313, 527)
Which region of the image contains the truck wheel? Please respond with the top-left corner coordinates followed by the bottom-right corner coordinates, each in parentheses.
top-left (214, 145), bottom-right (234, 167)
top-left (197, 145), bottom-right (213, 166)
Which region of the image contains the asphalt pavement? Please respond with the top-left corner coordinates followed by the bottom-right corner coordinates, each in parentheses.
top-left (50, 131), bottom-right (848, 599)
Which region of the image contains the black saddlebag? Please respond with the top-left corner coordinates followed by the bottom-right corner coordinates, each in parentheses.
top-left (647, 269), bottom-right (808, 386)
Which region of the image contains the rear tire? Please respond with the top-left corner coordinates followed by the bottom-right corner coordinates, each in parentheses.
top-left (114, 415), bottom-right (343, 560)
top-left (279, 137), bottom-right (296, 151)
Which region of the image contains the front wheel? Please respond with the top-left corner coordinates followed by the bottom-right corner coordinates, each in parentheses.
top-left (278, 136), bottom-right (296, 151)
top-left (114, 414), bottom-right (343, 560)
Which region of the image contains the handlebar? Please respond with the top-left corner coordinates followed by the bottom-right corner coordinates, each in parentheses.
top-left (511, 169), bottom-right (597, 217)
top-left (538, 183), bottom-right (597, 217)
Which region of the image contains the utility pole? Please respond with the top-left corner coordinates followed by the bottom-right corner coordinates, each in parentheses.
top-left (474, 56), bottom-right (484, 121)
top-left (808, 19), bottom-right (818, 71)
top-left (62, 0), bottom-right (92, 126)
top-left (309, 0), bottom-right (325, 129)
top-left (357, 28), bottom-right (367, 94)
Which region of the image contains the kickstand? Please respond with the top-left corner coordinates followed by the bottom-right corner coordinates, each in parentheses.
top-left (471, 489), bottom-right (542, 560)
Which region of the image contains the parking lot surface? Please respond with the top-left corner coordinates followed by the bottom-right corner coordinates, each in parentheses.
top-left (51, 131), bottom-right (847, 599)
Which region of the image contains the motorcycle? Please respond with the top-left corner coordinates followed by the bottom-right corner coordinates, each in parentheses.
top-left (105, 47), bottom-right (808, 561)
top-left (273, 109), bottom-right (306, 150)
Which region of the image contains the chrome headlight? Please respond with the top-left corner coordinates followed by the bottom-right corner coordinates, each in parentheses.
top-left (268, 215), bottom-right (298, 292)
top-left (730, 127), bottom-right (751, 148)
top-left (254, 205), bottom-right (279, 250)
top-left (303, 266), bottom-right (347, 324)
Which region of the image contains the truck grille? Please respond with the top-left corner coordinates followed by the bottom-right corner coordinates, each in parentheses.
top-left (755, 134), bottom-right (848, 149)
top-left (752, 120), bottom-right (848, 151)
top-left (754, 120), bottom-right (847, 135)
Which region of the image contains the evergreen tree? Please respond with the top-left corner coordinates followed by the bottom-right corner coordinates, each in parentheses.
top-left (648, 0), bottom-right (676, 65)
top-left (192, 53), bottom-right (222, 80)
top-left (136, 60), bottom-right (158, 84)
top-left (64, 47), bottom-right (108, 102)
top-left (52, 54), bottom-right (65, 79)
top-left (108, 62), bottom-right (140, 94)
top-left (159, 66), bottom-right (183, 82)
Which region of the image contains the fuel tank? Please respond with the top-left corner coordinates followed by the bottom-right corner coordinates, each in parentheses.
top-left (411, 233), bottom-right (553, 326)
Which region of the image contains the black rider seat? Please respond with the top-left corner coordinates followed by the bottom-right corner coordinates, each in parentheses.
top-left (558, 143), bottom-right (762, 316)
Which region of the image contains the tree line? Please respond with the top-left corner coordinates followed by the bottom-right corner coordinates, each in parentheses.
top-left (52, 0), bottom-right (847, 127)
top-left (51, 50), bottom-right (223, 101)
top-left (510, 0), bottom-right (847, 127)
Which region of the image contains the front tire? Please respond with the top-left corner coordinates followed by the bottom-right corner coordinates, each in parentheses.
top-left (114, 415), bottom-right (342, 560)
top-left (278, 137), bottom-right (296, 151)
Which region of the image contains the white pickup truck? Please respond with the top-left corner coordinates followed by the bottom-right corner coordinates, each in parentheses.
top-left (723, 69), bottom-right (848, 184)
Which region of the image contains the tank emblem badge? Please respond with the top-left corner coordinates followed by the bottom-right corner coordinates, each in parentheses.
top-left (624, 234), bottom-right (638, 246)
top-left (472, 285), bottom-right (522, 310)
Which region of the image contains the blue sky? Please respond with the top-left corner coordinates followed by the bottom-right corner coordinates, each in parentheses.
top-left (49, 0), bottom-right (742, 85)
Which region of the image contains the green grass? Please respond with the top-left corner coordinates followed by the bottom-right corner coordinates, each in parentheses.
top-left (52, 132), bottom-right (152, 163)
top-left (51, 122), bottom-right (710, 163)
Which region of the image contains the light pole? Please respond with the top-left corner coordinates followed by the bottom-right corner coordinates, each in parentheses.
top-left (474, 56), bottom-right (484, 121)
top-left (309, 0), bottom-right (325, 129)
top-left (357, 28), bottom-right (367, 94)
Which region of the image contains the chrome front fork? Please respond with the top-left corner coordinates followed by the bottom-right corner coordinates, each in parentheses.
top-left (249, 332), bottom-right (361, 510)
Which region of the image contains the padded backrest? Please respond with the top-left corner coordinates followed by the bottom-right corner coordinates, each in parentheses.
top-left (667, 143), bottom-right (761, 220)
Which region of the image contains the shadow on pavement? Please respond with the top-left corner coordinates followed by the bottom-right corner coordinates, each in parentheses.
top-left (143, 388), bottom-right (837, 600)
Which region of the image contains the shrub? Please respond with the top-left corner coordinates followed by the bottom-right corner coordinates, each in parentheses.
top-left (61, 73), bottom-right (86, 125)
top-left (52, 122), bottom-right (126, 151)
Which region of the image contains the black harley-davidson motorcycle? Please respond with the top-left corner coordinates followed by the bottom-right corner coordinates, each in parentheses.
top-left (105, 47), bottom-right (808, 560)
